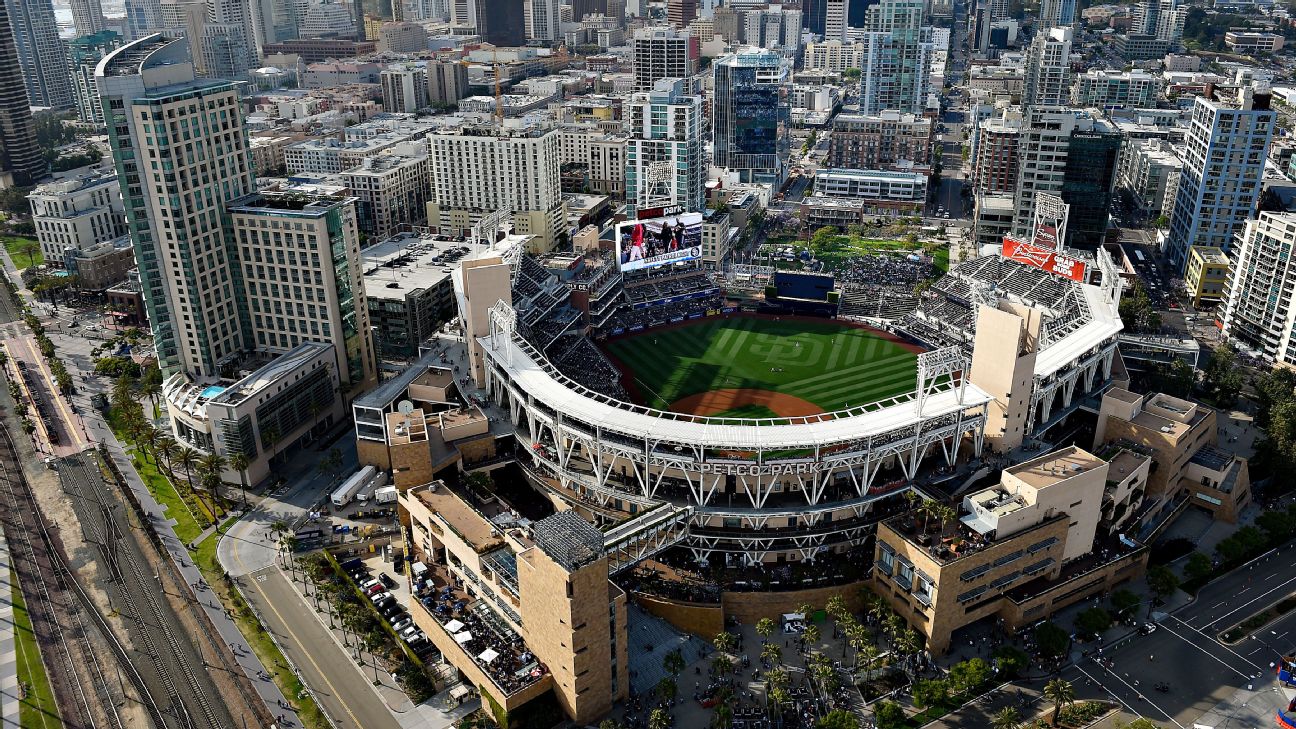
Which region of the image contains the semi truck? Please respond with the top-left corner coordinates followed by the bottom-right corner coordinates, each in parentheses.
top-left (331, 465), bottom-right (377, 507)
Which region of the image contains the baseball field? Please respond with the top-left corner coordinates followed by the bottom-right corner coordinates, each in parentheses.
top-left (601, 315), bottom-right (923, 418)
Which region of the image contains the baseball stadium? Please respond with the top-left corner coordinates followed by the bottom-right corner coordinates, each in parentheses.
top-left (451, 227), bottom-right (1126, 593)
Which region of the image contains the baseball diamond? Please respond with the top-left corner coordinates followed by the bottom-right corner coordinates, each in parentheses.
top-left (601, 315), bottom-right (924, 417)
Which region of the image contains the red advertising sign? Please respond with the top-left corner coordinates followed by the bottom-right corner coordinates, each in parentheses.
top-left (1002, 237), bottom-right (1088, 282)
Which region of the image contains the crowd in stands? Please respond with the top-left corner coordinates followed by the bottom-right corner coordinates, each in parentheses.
top-left (549, 336), bottom-right (631, 401)
top-left (600, 295), bottom-right (726, 333)
top-left (834, 253), bottom-right (933, 288)
top-left (625, 273), bottom-right (718, 304)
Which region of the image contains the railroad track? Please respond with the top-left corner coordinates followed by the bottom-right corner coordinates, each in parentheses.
top-left (56, 452), bottom-right (235, 729)
top-left (0, 430), bottom-right (116, 729)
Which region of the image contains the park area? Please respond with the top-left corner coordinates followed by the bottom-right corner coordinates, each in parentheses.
top-left (601, 315), bottom-right (922, 418)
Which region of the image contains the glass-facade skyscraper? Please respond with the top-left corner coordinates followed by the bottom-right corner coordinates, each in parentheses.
top-left (712, 49), bottom-right (790, 186)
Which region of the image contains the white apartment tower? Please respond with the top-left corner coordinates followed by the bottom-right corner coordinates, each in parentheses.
top-left (6, 0), bottom-right (73, 108)
top-left (381, 64), bottom-right (429, 113)
top-left (625, 78), bottom-right (705, 215)
top-left (525, 0), bottom-right (562, 42)
top-left (633, 27), bottom-right (696, 92)
top-left (425, 124), bottom-right (566, 251)
top-left (1023, 26), bottom-right (1072, 108)
top-left (857, 0), bottom-right (928, 116)
top-left (28, 172), bottom-right (128, 265)
top-left (1222, 213), bottom-right (1296, 366)
top-left (1165, 85), bottom-right (1275, 271)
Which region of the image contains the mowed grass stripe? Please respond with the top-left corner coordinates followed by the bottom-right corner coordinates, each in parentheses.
top-left (791, 351), bottom-right (917, 391)
top-left (600, 317), bottom-right (923, 413)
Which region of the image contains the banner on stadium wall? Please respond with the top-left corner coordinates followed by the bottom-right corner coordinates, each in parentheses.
top-left (671, 316), bottom-right (684, 323)
top-left (689, 312), bottom-right (704, 319)
top-left (630, 324), bottom-right (644, 332)
top-left (1002, 237), bottom-right (1087, 282)
top-left (722, 306), bottom-right (737, 313)
top-left (612, 328), bottom-right (625, 336)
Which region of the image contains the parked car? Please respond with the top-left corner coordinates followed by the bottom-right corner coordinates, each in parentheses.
top-left (392, 618), bottom-right (413, 633)
top-left (378, 573), bottom-right (397, 589)
top-left (369, 590), bottom-right (391, 604)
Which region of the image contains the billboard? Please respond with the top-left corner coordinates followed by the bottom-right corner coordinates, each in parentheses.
top-left (615, 212), bottom-right (704, 272)
top-left (1002, 237), bottom-right (1088, 282)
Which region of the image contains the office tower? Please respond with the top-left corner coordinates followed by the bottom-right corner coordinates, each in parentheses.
top-left (803, 0), bottom-right (827, 36)
top-left (300, 0), bottom-right (357, 37)
top-left (426, 124), bottom-right (566, 251)
top-left (6, 0), bottom-right (73, 109)
top-left (97, 35), bottom-right (255, 377)
top-left (572, 0), bottom-right (605, 21)
top-left (1165, 85), bottom-right (1275, 270)
top-left (473, 0), bottom-right (525, 45)
top-left (251, 0), bottom-right (310, 46)
top-left (625, 79), bottom-right (704, 215)
top-left (988, 0), bottom-right (1008, 19)
top-left (201, 0), bottom-right (258, 80)
top-left (824, 0), bottom-right (846, 39)
top-left (381, 64), bottom-right (428, 112)
top-left (1223, 213), bottom-right (1296, 366)
top-left (71, 0), bottom-right (107, 35)
top-left (1012, 107), bottom-right (1120, 249)
top-left (667, 0), bottom-right (697, 26)
top-left (377, 20), bottom-right (429, 51)
top-left (856, 0), bottom-right (926, 115)
top-left (745, 6), bottom-right (801, 50)
top-left (1023, 26), bottom-right (1072, 108)
top-left (69, 31), bottom-right (123, 125)
top-left (524, 0), bottom-right (562, 43)
top-left (712, 49), bottom-right (791, 185)
top-left (633, 27), bottom-right (697, 92)
top-left (970, 0), bottom-right (990, 54)
top-left (125, 0), bottom-right (164, 40)
top-left (1038, 0), bottom-right (1074, 27)
top-left (160, 0), bottom-right (207, 62)
top-left (0, 2), bottom-right (43, 186)
top-left (429, 59), bottom-right (469, 105)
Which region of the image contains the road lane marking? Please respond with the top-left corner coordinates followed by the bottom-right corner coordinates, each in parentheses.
top-left (233, 546), bottom-right (367, 728)
top-left (1091, 660), bottom-right (1186, 728)
top-left (1200, 575), bottom-right (1296, 630)
top-left (1075, 663), bottom-right (1143, 719)
top-left (1161, 617), bottom-right (1261, 675)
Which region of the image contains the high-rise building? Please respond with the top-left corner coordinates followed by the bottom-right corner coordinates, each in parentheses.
top-left (970, 0), bottom-right (991, 54)
top-left (1022, 26), bottom-right (1072, 108)
top-left (625, 78), bottom-right (704, 215)
top-left (971, 108), bottom-right (1021, 194)
top-left (667, 0), bottom-right (697, 26)
top-left (428, 59), bottom-right (469, 106)
top-left (125, 0), bottom-right (164, 40)
top-left (1222, 212), bottom-right (1296, 366)
top-left (1038, 0), bottom-right (1074, 27)
top-left (300, 0), bottom-right (357, 37)
top-left (6, 0), bottom-right (74, 108)
top-left (159, 0), bottom-right (207, 68)
top-left (856, 0), bottom-right (927, 116)
top-left (97, 34), bottom-right (256, 377)
top-left (1166, 84), bottom-right (1275, 271)
top-left (524, 0), bottom-right (562, 42)
top-left (472, 0), bottom-right (525, 45)
top-left (70, 31), bottom-right (123, 126)
top-left (381, 63), bottom-right (429, 112)
top-left (1133, 0), bottom-right (1184, 42)
top-left (713, 48), bottom-right (791, 185)
top-left (377, 20), bottom-right (430, 51)
top-left (0, 1), bottom-right (44, 186)
top-left (425, 123), bottom-right (567, 250)
top-left (340, 145), bottom-right (432, 239)
top-left (632, 27), bottom-right (697, 92)
top-left (1012, 106), bottom-right (1120, 249)
top-left (250, 0), bottom-right (310, 46)
top-left (200, 0), bottom-right (258, 80)
top-left (1072, 70), bottom-right (1162, 108)
top-left (71, 0), bottom-right (107, 35)
top-left (803, 0), bottom-right (828, 36)
top-left (572, 0), bottom-right (606, 21)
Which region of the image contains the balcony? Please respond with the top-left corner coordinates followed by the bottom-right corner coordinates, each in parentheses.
top-left (419, 587), bottom-right (549, 697)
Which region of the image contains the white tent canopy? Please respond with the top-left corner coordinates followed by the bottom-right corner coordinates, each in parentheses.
top-left (478, 648), bottom-right (500, 664)
top-left (444, 619), bottom-right (465, 633)
top-left (454, 631), bottom-right (473, 644)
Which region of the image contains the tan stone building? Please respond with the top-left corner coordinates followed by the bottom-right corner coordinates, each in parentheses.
top-left (871, 446), bottom-right (1148, 654)
top-left (1094, 388), bottom-right (1251, 523)
top-left (401, 486), bottom-right (628, 725)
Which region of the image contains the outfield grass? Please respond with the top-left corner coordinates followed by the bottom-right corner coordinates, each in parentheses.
top-left (603, 316), bottom-right (919, 414)
top-left (3, 237), bottom-right (42, 270)
top-left (11, 569), bottom-right (62, 729)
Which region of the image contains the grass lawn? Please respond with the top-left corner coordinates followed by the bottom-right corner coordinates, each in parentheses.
top-left (11, 570), bottom-right (62, 729)
top-left (106, 408), bottom-right (210, 544)
top-left (603, 316), bottom-right (918, 413)
top-left (3, 236), bottom-right (42, 270)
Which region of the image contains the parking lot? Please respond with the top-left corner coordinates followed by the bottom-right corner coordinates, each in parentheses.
top-left (340, 554), bottom-right (440, 664)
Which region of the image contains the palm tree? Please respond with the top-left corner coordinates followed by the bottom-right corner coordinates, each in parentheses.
top-left (714, 631), bottom-right (737, 655)
top-left (176, 448), bottom-right (199, 495)
top-left (919, 499), bottom-right (940, 531)
top-left (756, 617), bottom-right (776, 642)
top-left (141, 427), bottom-right (161, 464)
top-left (761, 641), bottom-right (782, 667)
top-left (229, 452), bottom-right (250, 507)
top-left (991, 707), bottom-right (1021, 729)
top-left (855, 644), bottom-right (880, 674)
top-left (802, 623), bottom-right (820, 655)
top-left (155, 436), bottom-right (179, 476)
top-left (936, 504), bottom-right (958, 532)
top-left (111, 373), bottom-right (134, 408)
top-left (1044, 678), bottom-right (1075, 727)
top-left (199, 452), bottom-right (228, 506)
